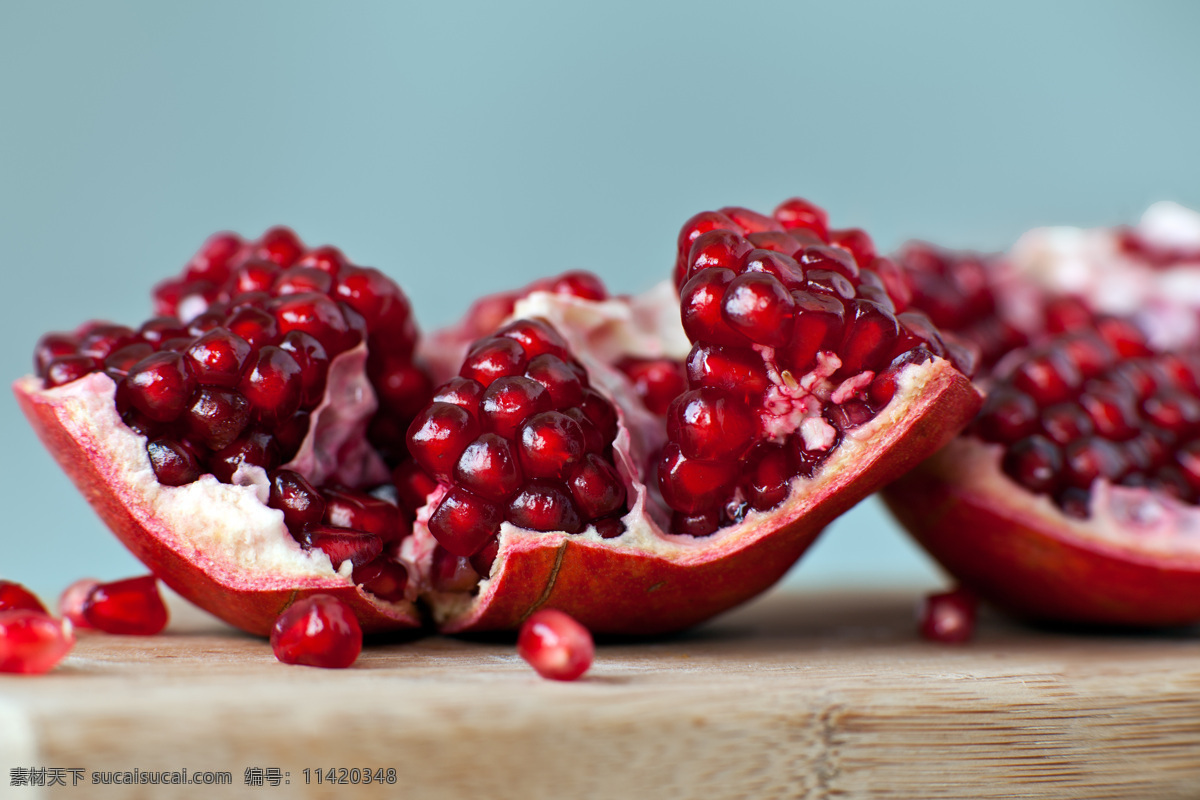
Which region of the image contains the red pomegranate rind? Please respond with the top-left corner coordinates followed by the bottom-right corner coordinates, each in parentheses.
top-left (436, 356), bottom-right (978, 634)
top-left (14, 373), bottom-right (419, 637)
top-left (887, 440), bottom-right (1200, 626)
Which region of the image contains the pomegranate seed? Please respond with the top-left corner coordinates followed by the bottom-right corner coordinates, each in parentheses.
top-left (657, 443), bottom-right (738, 514)
top-left (686, 230), bottom-right (753, 282)
top-left (829, 227), bottom-right (876, 267)
top-left (675, 210), bottom-right (739, 286)
top-left (746, 444), bottom-right (792, 511)
top-left (496, 318), bottom-right (570, 360)
top-left (746, 230), bottom-right (806, 256)
top-left (525, 354), bottom-right (585, 409)
top-left (352, 558), bottom-right (409, 602)
top-left (298, 526), bottom-right (383, 568)
top-left (1078, 389), bottom-right (1138, 440)
top-left (719, 206), bottom-right (783, 234)
top-left (147, 438), bottom-right (202, 486)
top-left (550, 270), bottom-right (607, 301)
top-left (666, 388), bottom-right (756, 461)
top-left (1040, 403), bottom-right (1095, 445)
top-left (975, 388), bottom-right (1040, 443)
top-left (781, 291), bottom-right (845, 372)
top-left (918, 588), bottom-right (977, 644)
top-left (271, 595), bottom-right (361, 669)
top-left (455, 434), bottom-right (524, 503)
top-left (469, 537), bottom-right (501, 577)
top-left (773, 197), bottom-right (829, 239)
top-left (83, 576), bottom-right (168, 635)
top-left (461, 337), bottom-right (528, 387)
top-left (839, 299), bottom-right (900, 375)
top-left (0, 611), bottom-right (75, 674)
top-left (616, 357), bottom-right (687, 416)
top-left (578, 389), bottom-right (619, 447)
top-left (408, 402), bottom-right (481, 483)
top-left (1143, 391), bottom-right (1200, 436)
top-left (429, 487), bottom-right (503, 557)
top-left (672, 510), bottom-right (721, 536)
top-left (123, 352), bottom-right (195, 423)
top-left (685, 344), bottom-right (769, 399)
top-left (392, 459), bottom-right (438, 513)
top-left (518, 608), bottom-right (594, 681)
top-left (0, 581), bottom-right (48, 614)
top-left (680, 268), bottom-right (752, 347)
top-left (58, 578), bottom-right (98, 629)
top-left (272, 266), bottom-right (333, 296)
top-left (185, 231), bottom-right (243, 282)
top-left (1001, 436), bottom-right (1062, 495)
top-left (1062, 437), bottom-right (1128, 490)
top-left (432, 377), bottom-right (486, 414)
top-left (252, 226), bottom-right (305, 267)
top-left (800, 246), bottom-right (860, 282)
top-left (594, 517), bottom-right (626, 539)
top-left (272, 292), bottom-right (355, 356)
top-left (826, 400), bottom-right (876, 431)
top-left (518, 411), bottom-right (586, 479)
top-left (183, 388), bottom-right (252, 450)
top-left (565, 454), bottom-right (626, 519)
top-left (104, 343), bottom-right (156, 377)
top-left (480, 376), bottom-right (552, 440)
top-left (508, 482), bottom-right (583, 533)
top-left (185, 327), bottom-right (251, 387)
top-left (297, 245), bottom-right (347, 276)
top-left (78, 324), bottom-right (138, 360)
top-left (267, 470), bottom-right (327, 533)
top-left (370, 353), bottom-right (432, 419)
top-left (239, 345), bottom-right (303, 425)
top-left (721, 272), bottom-right (796, 347)
top-left (34, 332), bottom-right (79, 376)
top-left (208, 429), bottom-right (280, 483)
top-left (323, 488), bottom-right (406, 544)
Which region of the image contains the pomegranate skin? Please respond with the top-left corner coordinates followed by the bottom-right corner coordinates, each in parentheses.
top-left (885, 440), bottom-right (1200, 627)
top-left (14, 373), bottom-right (420, 638)
top-left (437, 357), bottom-right (980, 634)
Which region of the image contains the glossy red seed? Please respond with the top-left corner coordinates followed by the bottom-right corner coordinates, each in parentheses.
top-left (43, 355), bottom-right (100, 387)
top-left (828, 228), bottom-right (876, 267)
top-left (657, 443), bottom-right (738, 514)
top-left (183, 388), bottom-right (251, 450)
top-left (0, 581), bottom-right (48, 614)
top-left (254, 226), bottom-right (305, 267)
top-left (719, 206), bottom-right (783, 234)
top-left (298, 526), bottom-right (383, 569)
top-left (271, 595), bottom-right (362, 669)
top-left (680, 268), bottom-right (751, 347)
top-left (208, 430), bottom-right (280, 483)
top-left (430, 547), bottom-right (483, 592)
top-left (296, 245), bottom-right (347, 276)
top-left (518, 608), bottom-right (594, 681)
top-left (392, 459), bottom-right (439, 513)
top-left (407, 402), bottom-right (481, 483)
top-left (745, 231), bottom-right (806, 256)
top-left (746, 444), bottom-right (792, 511)
top-left (667, 388), bottom-right (756, 461)
top-left (479, 376), bottom-right (553, 440)
top-left (267, 469), bottom-right (327, 534)
top-left (184, 327), bottom-right (251, 387)
top-left (826, 400), bottom-right (876, 431)
top-left (0, 611), bottom-right (75, 674)
top-left (550, 270), bottom-right (608, 301)
top-left (78, 324), bottom-right (138, 360)
top-left (272, 266), bottom-right (333, 296)
top-left (685, 344), bottom-right (769, 399)
top-left (185, 231), bottom-right (244, 282)
top-left (672, 510), bottom-right (720, 536)
top-left (974, 388), bottom-right (1040, 444)
top-left (524, 354), bottom-right (584, 409)
top-left (773, 197), bottom-right (829, 239)
top-left (351, 558), bottom-right (409, 602)
top-left (508, 481), bottom-right (583, 533)
top-left (686, 230), bottom-right (753, 283)
top-left (741, 248), bottom-right (806, 287)
top-left (272, 292), bottom-right (355, 356)
top-left (146, 438), bottom-right (202, 486)
top-left (104, 342), bottom-right (156, 377)
top-left (83, 576), bottom-right (168, 635)
top-left (1078, 390), bottom-right (1138, 440)
top-left (124, 352), bottom-right (194, 422)
top-left (565, 453), bottom-right (626, 520)
top-left (518, 411), bottom-right (586, 479)
top-left (617, 358), bottom-right (687, 416)
top-left (578, 389), bottom-right (619, 447)
top-left (1062, 437), bottom-right (1128, 489)
top-left (432, 377), bottom-right (486, 415)
top-left (277, 330), bottom-right (331, 410)
top-left (239, 346), bottom-right (303, 425)
top-left (429, 487), bottom-right (503, 557)
top-left (322, 488), bottom-right (406, 545)
top-left (58, 578), bottom-right (98, 629)
top-left (839, 300), bottom-right (900, 375)
top-left (454, 433), bottom-right (524, 503)
top-left (225, 306), bottom-right (279, 350)
top-left (781, 291), bottom-right (845, 373)
top-left (468, 537), bottom-right (500, 578)
top-left (721, 272), bottom-right (795, 347)
top-left (1143, 391), bottom-right (1200, 436)
top-left (1040, 403), bottom-right (1095, 446)
top-left (918, 588), bottom-right (977, 644)
top-left (1001, 435), bottom-right (1062, 495)
top-left (675, 210), bottom-right (739, 287)
top-left (226, 259), bottom-right (282, 296)
top-left (1009, 353), bottom-right (1081, 407)
top-left (496, 318), bottom-right (570, 360)
top-left (461, 337), bottom-right (528, 387)
top-left (800, 246), bottom-right (860, 282)
top-left (137, 317), bottom-right (189, 348)
top-left (34, 332), bottom-right (78, 376)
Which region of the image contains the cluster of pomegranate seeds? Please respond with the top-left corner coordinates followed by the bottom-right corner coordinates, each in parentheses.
top-left (517, 608), bottom-right (594, 681)
top-left (81, 575), bottom-right (169, 635)
top-left (267, 469), bottom-right (410, 600)
top-left (271, 594), bottom-right (362, 669)
top-left (0, 580), bottom-right (74, 674)
top-left (892, 242), bottom-right (1026, 370)
top-left (615, 357), bottom-right (687, 416)
top-left (407, 318), bottom-right (627, 573)
top-left (663, 199), bottom-right (965, 535)
top-left (457, 270), bottom-right (610, 344)
top-left (972, 320), bottom-right (1200, 514)
top-left (33, 226), bottom-right (431, 485)
top-left (917, 587), bottom-right (978, 644)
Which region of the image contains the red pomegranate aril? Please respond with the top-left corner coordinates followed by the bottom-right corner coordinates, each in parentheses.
top-left (461, 337), bottom-right (528, 388)
top-left (518, 608), bottom-right (594, 682)
top-left (826, 400), bottom-right (876, 432)
top-left (392, 459), bottom-right (438, 513)
top-left (666, 388), bottom-right (756, 461)
top-left (184, 231), bottom-right (243, 282)
top-left (208, 429), bottom-right (280, 483)
top-left (1124, 429), bottom-right (1172, 472)
top-left (408, 402), bottom-right (482, 482)
top-left (496, 318), bottom-right (570, 360)
top-left (741, 249), bottom-right (807, 287)
top-left (183, 388), bottom-right (252, 450)
top-left (1001, 435), bottom-right (1062, 495)
top-left (974, 388), bottom-right (1039, 444)
top-left (429, 487), bottom-right (503, 557)
top-left (868, 350), bottom-right (934, 409)
top-left (806, 269), bottom-right (856, 300)
top-left (680, 268), bottom-right (751, 347)
top-left (917, 588), bottom-right (977, 644)
top-left (672, 510), bottom-right (720, 536)
top-left (594, 516), bottom-right (626, 539)
top-left (146, 438), bottom-right (202, 486)
top-left (578, 388), bottom-right (618, 446)
top-left (0, 611), bottom-right (75, 674)
top-left (480, 376), bottom-right (552, 440)
top-left (323, 488), bottom-right (406, 544)
top-left (829, 228), bottom-right (876, 268)
top-left (432, 377), bottom-right (486, 415)
top-left (239, 346), bottom-right (303, 425)
top-left (335, 266), bottom-right (417, 346)
top-left (298, 526), bottom-right (383, 569)
top-left (272, 266), bottom-right (333, 296)
top-left (278, 330), bottom-right (330, 409)
top-left (430, 546), bottom-right (483, 592)
top-left (34, 333), bottom-right (78, 376)
top-left (468, 537), bottom-right (500, 578)
top-left (83, 575), bottom-right (168, 635)
top-left (745, 231), bottom-right (803, 257)
top-left (685, 344), bottom-right (769, 399)
top-left (721, 272), bottom-right (795, 347)
top-left (799, 245), bottom-right (860, 282)
top-left (268, 469), bottom-right (327, 533)
top-left (185, 327), bottom-right (251, 387)
top-left (616, 357), bottom-right (687, 416)
top-left (1143, 391), bottom-right (1200, 436)
top-left (78, 324), bottom-right (138, 360)
top-left (1078, 390), bottom-right (1138, 441)
top-left (1096, 317), bottom-right (1152, 358)
top-left (226, 306), bottom-right (279, 350)
top-left (271, 595), bottom-right (361, 669)
top-left (0, 581), bottom-right (48, 614)
top-left (894, 312), bottom-right (947, 359)
top-left (565, 453), bottom-right (626, 519)
top-left (104, 343), bottom-right (155, 377)
top-left (781, 291), bottom-right (845, 373)
top-left (252, 226), bottom-right (305, 267)
top-left (508, 481), bottom-right (583, 533)
top-left (773, 197), bottom-right (829, 239)
top-left (548, 270), bottom-right (607, 301)
top-left (518, 411), bottom-right (586, 479)
top-left (124, 352), bottom-right (195, 423)
top-left (137, 317), bottom-right (188, 347)
top-left (1062, 437), bottom-right (1128, 490)
top-left (677, 210), bottom-right (739, 270)
top-left (563, 408), bottom-right (605, 454)
top-left (272, 292), bottom-right (355, 356)
top-left (351, 558), bottom-right (409, 602)
top-left (839, 300), bottom-right (900, 376)
top-left (370, 354), bottom-right (432, 419)
top-left (746, 444), bottom-right (792, 511)
top-left (58, 578), bottom-right (98, 629)
top-left (454, 434), bottom-right (524, 503)
top-left (686, 230), bottom-right (753, 281)
top-left (296, 245), bottom-right (347, 276)
top-left (1040, 403), bottom-right (1095, 446)
top-left (525, 354), bottom-right (584, 409)
top-left (657, 443), bottom-right (738, 514)
top-left (226, 259), bottom-right (282, 296)
top-left (720, 206), bottom-right (783, 234)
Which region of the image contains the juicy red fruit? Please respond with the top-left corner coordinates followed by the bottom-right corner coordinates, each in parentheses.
top-left (83, 575), bottom-right (169, 635)
top-left (271, 594), bottom-right (362, 669)
top-left (517, 608), bottom-right (594, 681)
top-left (918, 588), bottom-right (977, 644)
top-left (0, 580), bottom-right (48, 614)
top-left (0, 611), bottom-right (75, 674)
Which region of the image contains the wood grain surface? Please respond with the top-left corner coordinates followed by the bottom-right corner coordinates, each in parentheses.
top-left (1, 587), bottom-right (1198, 800)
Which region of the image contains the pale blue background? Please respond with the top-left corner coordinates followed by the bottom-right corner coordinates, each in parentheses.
top-left (4, 1), bottom-right (1199, 599)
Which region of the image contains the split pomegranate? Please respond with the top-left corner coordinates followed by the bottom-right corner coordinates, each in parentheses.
top-left (82, 575), bottom-right (169, 636)
top-left (270, 594), bottom-right (362, 669)
top-left (19, 204), bottom-right (980, 637)
top-left (917, 588), bottom-right (977, 644)
top-left (517, 608), bottom-right (594, 681)
top-left (886, 203), bottom-right (1200, 627)
top-left (0, 610), bottom-right (75, 674)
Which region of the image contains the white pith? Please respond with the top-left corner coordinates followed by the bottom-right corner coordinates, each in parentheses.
top-left (929, 437), bottom-right (1200, 563)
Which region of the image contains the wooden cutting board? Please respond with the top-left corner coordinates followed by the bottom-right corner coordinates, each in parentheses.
top-left (2, 588), bottom-right (1198, 800)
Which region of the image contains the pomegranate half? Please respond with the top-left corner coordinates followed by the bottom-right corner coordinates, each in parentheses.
top-left (886, 204), bottom-right (1200, 626)
top-left (18, 202), bottom-right (981, 637)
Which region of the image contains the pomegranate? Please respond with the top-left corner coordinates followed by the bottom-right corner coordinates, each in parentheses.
top-left (271, 594), bottom-right (363, 668)
top-left (18, 204), bottom-right (980, 637)
top-left (886, 204), bottom-right (1200, 627)
top-left (0, 610), bottom-right (75, 674)
top-left (517, 608), bottom-right (594, 681)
